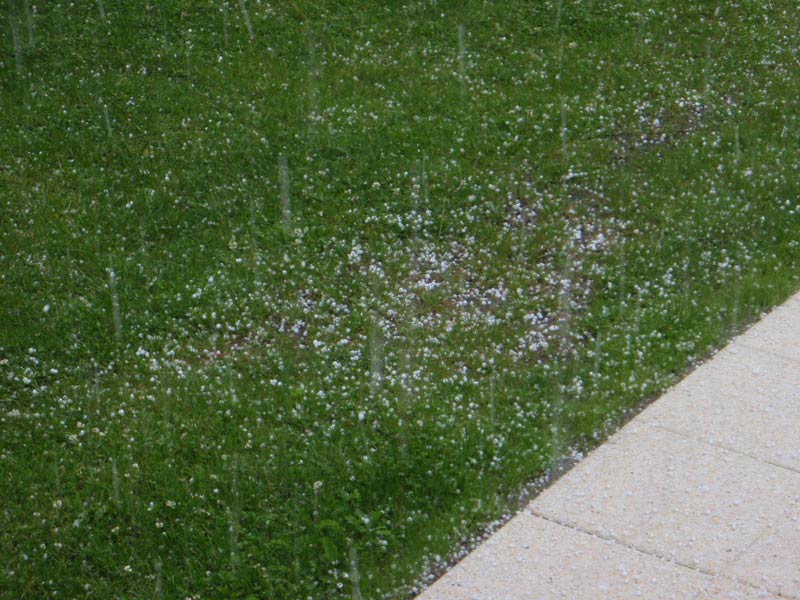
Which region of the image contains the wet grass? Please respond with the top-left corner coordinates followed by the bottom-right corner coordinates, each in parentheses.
top-left (2, 1), bottom-right (800, 598)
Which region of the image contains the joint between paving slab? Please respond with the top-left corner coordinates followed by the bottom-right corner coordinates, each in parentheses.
top-left (733, 524), bottom-right (793, 597)
top-left (527, 510), bottom-right (719, 578)
top-left (526, 510), bottom-right (778, 599)
top-left (734, 340), bottom-right (800, 368)
top-left (641, 421), bottom-right (800, 477)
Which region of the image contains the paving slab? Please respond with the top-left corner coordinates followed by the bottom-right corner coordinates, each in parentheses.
top-left (639, 344), bottom-right (800, 472)
top-left (724, 501), bottom-right (800, 599)
top-left (530, 424), bottom-right (800, 574)
top-left (416, 294), bottom-right (800, 600)
top-left (733, 298), bottom-right (800, 363)
top-left (417, 512), bottom-right (715, 600)
top-left (416, 512), bottom-right (784, 600)
top-left (699, 578), bottom-right (784, 600)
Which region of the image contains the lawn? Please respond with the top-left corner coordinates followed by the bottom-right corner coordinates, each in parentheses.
top-left (2, 1), bottom-right (800, 598)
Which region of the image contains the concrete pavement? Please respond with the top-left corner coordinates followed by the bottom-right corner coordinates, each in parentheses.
top-left (417, 292), bottom-right (800, 600)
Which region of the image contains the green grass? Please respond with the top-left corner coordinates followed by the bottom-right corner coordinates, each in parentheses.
top-left (2, 1), bottom-right (800, 597)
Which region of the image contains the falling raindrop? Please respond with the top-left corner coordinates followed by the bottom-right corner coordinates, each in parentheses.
top-left (279, 155), bottom-right (292, 234)
top-left (734, 124), bottom-right (742, 166)
top-left (619, 246), bottom-right (628, 309)
top-left (593, 331), bottom-right (603, 379)
top-left (369, 313), bottom-right (384, 396)
top-left (556, 251), bottom-right (574, 352)
top-left (400, 344), bottom-right (412, 404)
top-left (349, 543), bottom-right (363, 600)
top-left (238, 0), bottom-right (254, 41)
top-left (97, 0), bottom-right (107, 24)
top-left (23, 0), bottom-right (34, 49)
top-left (227, 507), bottom-right (239, 575)
top-left (222, 2), bottom-right (230, 48)
top-left (228, 457), bottom-right (240, 575)
top-left (9, 16), bottom-right (23, 78)
top-left (396, 339), bottom-right (413, 463)
top-left (551, 243), bottom-right (575, 466)
top-left (420, 154), bottom-right (430, 205)
top-left (555, 0), bottom-right (563, 31)
top-left (230, 385), bottom-right (239, 406)
top-left (703, 41), bottom-right (712, 96)
top-left (139, 220), bottom-right (147, 255)
top-left (102, 102), bottom-right (113, 140)
top-left (312, 480), bottom-right (322, 524)
top-left (560, 100), bottom-right (569, 169)
top-left (631, 289), bottom-right (643, 368)
top-left (730, 276), bottom-right (741, 331)
top-left (161, 17), bottom-right (169, 54)
top-left (556, 37), bottom-right (565, 85)
top-left (108, 256), bottom-right (123, 348)
top-left (307, 32), bottom-right (320, 133)
top-left (488, 377), bottom-right (496, 434)
top-left (410, 172), bottom-right (421, 210)
top-left (457, 25), bottom-right (467, 102)
top-left (184, 25), bottom-right (195, 77)
top-left (249, 196), bottom-right (261, 283)
top-left (92, 369), bottom-right (102, 416)
top-left (549, 385), bottom-right (566, 468)
top-left (111, 458), bottom-right (121, 509)
top-left (154, 558), bottom-right (164, 600)
top-left (52, 452), bottom-right (61, 495)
